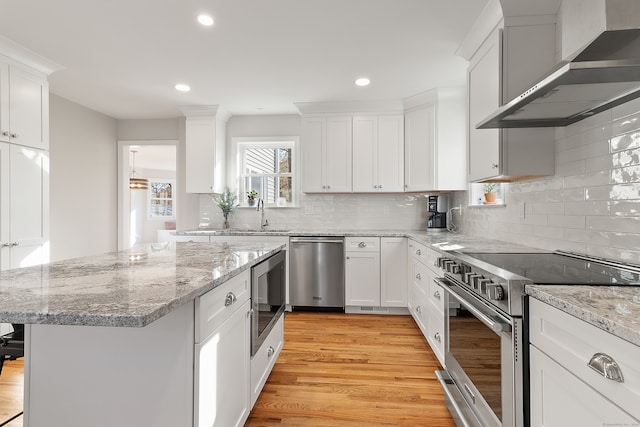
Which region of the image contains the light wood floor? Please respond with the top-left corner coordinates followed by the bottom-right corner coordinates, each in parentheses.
top-left (246, 312), bottom-right (455, 426)
top-left (0, 359), bottom-right (23, 427)
top-left (0, 314), bottom-right (454, 427)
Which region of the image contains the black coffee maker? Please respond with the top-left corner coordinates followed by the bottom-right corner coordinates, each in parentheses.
top-left (427, 195), bottom-right (448, 231)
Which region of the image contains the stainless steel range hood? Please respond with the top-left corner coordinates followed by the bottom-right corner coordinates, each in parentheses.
top-left (478, 3), bottom-right (640, 129)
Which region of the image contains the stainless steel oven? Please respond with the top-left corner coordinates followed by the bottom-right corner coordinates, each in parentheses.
top-left (436, 278), bottom-right (523, 427)
top-left (251, 250), bottom-right (286, 356)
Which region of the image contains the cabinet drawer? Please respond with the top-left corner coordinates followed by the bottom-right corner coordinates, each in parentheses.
top-left (427, 302), bottom-right (445, 367)
top-left (196, 270), bottom-right (250, 343)
top-left (251, 314), bottom-right (284, 407)
top-left (425, 247), bottom-right (442, 273)
top-left (529, 298), bottom-right (640, 420)
top-left (345, 236), bottom-right (380, 252)
top-left (408, 240), bottom-right (428, 264)
top-left (409, 280), bottom-right (428, 335)
top-left (411, 259), bottom-right (430, 294)
top-left (428, 278), bottom-right (445, 314)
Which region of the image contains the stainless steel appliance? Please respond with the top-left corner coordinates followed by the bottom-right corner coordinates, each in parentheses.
top-left (427, 195), bottom-right (448, 231)
top-left (434, 250), bottom-right (640, 427)
top-left (478, 0), bottom-right (640, 129)
top-left (251, 250), bottom-right (286, 356)
top-left (289, 237), bottom-right (345, 310)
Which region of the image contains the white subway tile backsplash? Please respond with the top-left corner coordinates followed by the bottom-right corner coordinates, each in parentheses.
top-left (452, 101), bottom-right (640, 264)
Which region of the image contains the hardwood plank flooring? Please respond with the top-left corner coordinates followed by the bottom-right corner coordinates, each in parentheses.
top-left (0, 359), bottom-right (23, 426)
top-left (246, 312), bottom-right (455, 427)
top-left (0, 314), bottom-right (455, 427)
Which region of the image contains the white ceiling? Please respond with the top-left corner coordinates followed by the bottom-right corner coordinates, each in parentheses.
top-left (0, 0), bottom-right (490, 119)
top-left (130, 145), bottom-right (176, 172)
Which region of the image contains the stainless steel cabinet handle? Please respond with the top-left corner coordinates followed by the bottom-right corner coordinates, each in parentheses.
top-left (416, 305), bottom-right (422, 314)
top-left (415, 249), bottom-right (422, 256)
top-left (358, 242), bottom-right (366, 248)
top-left (10, 242), bottom-right (18, 247)
top-left (588, 353), bottom-right (624, 383)
top-left (247, 308), bottom-right (254, 318)
top-left (491, 163), bottom-right (498, 169)
top-left (224, 292), bottom-right (237, 307)
top-left (434, 332), bottom-right (441, 342)
top-left (415, 273), bottom-right (421, 280)
top-left (1, 131), bottom-right (9, 137)
top-left (1, 243), bottom-right (10, 248)
top-left (433, 290), bottom-right (441, 299)
top-left (267, 346), bottom-right (275, 357)
top-left (10, 133), bottom-right (18, 139)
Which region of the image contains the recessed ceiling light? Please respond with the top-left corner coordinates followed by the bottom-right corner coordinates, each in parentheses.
top-left (197, 14), bottom-right (214, 26)
top-left (355, 78), bottom-right (370, 87)
top-left (175, 84), bottom-right (191, 92)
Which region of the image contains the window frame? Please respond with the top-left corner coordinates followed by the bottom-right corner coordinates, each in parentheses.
top-left (234, 137), bottom-right (299, 208)
top-left (146, 178), bottom-right (177, 220)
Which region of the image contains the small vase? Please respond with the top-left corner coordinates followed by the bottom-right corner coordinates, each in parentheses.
top-left (223, 218), bottom-right (230, 229)
top-left (247, 199), bottom-right (256, 207)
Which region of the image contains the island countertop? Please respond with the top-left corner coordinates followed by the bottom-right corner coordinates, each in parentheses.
top-left (0, 241), bottom-right (284, 328)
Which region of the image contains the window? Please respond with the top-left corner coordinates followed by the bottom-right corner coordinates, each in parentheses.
top-left (148, 179), bottom-right (175, 218)
top-left (239, 140), bottom-right (297, 207)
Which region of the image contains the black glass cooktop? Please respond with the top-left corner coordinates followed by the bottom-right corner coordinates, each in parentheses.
top-left (461, 252), bottom-right (640, 285)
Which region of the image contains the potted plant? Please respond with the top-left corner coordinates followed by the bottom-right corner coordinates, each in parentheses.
top-left (246, 189), bottom-right (258, 207)
top-left (213, 187), bottom-right (238, 229)
top-left (483, 183), bottom-right (499, 204)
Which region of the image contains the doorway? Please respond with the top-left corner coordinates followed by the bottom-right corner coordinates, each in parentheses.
top-left (117, 140), bottom-right (177, 250)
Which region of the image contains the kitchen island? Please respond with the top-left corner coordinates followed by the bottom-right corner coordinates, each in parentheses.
top-left (0, 241), bottom-right (285, 427)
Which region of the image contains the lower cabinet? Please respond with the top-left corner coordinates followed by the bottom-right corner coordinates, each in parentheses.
top-left (345, 237), bottom-right (408, 310)
top-left (250, 314), bottom-right (284, 407)
top-left (195, 270), bottom-right (251, 427)
top-left (529, 298), bottom-right (640, 425)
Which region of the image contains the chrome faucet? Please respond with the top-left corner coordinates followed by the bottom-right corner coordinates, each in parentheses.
top-left (256, 198), bottom-right (269, 230)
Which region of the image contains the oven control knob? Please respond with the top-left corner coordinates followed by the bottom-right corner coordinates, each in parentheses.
top-left (449, 263), bottom-right (461, 274)
top-left (477, 278), bottom-right (491, 294)
top-left (465, 273), bottom-right (481, 287)
top-left (486, 283), bottom-right (505, 301)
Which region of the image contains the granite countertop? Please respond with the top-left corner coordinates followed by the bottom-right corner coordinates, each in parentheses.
top-left (0, 241), bottom-right (284, 328)
top-left (526, 285), bottom-right (640, 347)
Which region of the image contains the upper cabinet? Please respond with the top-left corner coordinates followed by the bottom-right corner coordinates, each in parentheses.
top-left (181, 106), bottom-right (229, 194)
top-left (467, 17), bottom-right (557, 182)
top-left (301, 115), bottom-right (352, 193)
top-left (352, 114), bottom-right (404, 193)
top-left (0, 59), bottom-right (49, 150)
top-left (403, 88), bottom-right (466, 192)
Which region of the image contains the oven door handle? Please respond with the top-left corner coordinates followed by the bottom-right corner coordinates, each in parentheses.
top-left (435, 278), bottom-right (512, 333)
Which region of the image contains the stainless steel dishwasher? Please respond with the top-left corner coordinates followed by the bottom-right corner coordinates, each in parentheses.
top-left (289, 236), bottom-right (345, 310)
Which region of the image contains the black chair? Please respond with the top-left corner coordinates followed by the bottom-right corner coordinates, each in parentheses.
top-left (0, 324), bottom-right (24, 376)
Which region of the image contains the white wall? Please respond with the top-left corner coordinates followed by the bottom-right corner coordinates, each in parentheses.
top-left (49, 94), bottom-right (118, 261)
top-left (452, 97), bottom-right (640, 264)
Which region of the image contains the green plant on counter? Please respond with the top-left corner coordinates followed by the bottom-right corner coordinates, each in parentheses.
top-left (213, 187), bottom-right (238, 228)
top-left (483, 183), bottom-right (499, 194)
top-left (246, 189), bottom-right (258, 201)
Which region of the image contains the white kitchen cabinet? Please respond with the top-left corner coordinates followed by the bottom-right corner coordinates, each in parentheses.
top-left (403, 88), bottom-right (466, 192)
top-left (250, 314), bottom-right (284, 407)
top-left (0, 59), bottom-right (49, 150)
top-left (181, 106), bottom-right (228, 194)
top-left (468, 19), bottom-right (556, 182)
top-left (352, 115), bottom-right (404, 192)
top-left (345, 238), bottom-right (380, 307)
top-left (529, 298), bottom-right (640, 424)
top-left (195, 270), bottom-right (251, 427)
top-left (380, 237), bottom-right (407, 306)
top-left (0, 143), bottom-right (49, 271)
top-left (301, 115), bottom-right (352, 193)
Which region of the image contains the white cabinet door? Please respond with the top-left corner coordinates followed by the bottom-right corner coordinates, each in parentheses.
top-left (404, 106), bottom-right (435, 191)
top-left (0, 143), bottom-right (8, 269)
top-left (345, 251), bottom-right (380, 306)
top-left (325, 116), bottom-right (352, 192)
top-left (380, 237), bottom-right (407, 307)
top-left (6, 144), bottom-right (48, 269)
top-left (8, 67), bottom-right (49, 150)
top-left (352, 115), bottom-right (404, 193)
top-left (352, 116), bottom-right (377, 192)
top-left (185, 115), bottom-right (225, 194)
top-left (301, 117), bottom-right (325, 193)
top-left (301, 116), bottom-right (352, 193)
top-left (377, 115), bottom-right (404, 192)
top-left (195, 299), bottom-right (251, 427)
top-left (468, 27), bottom-right (501, 182)
top-left (530, 346), bottom-right (638, 427)
top-left (0, 63), bottom-right (9, 144)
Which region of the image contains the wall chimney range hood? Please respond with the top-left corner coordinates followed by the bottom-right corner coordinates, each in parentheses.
top-left (478, 2), bottom-right (640, 129)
